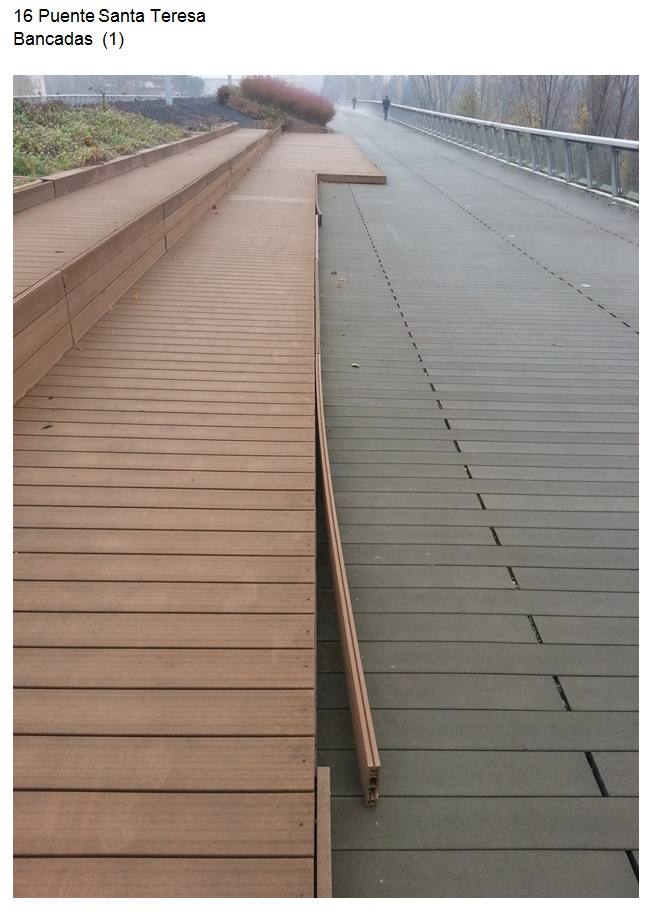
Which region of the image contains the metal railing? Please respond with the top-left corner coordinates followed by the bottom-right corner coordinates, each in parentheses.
top-left (357, 100), bottom-right (639, 203)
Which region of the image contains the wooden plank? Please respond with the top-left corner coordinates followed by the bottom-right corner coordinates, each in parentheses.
top-left (14, 857), bottom-right (312, 898)
top-left (14, 506), bottom-right (314, 531)
top-left (13, 179), bottom-right (55, 213)
top-left (64, 217), bottom-right (166, 316)
top-left (13, 612), bottom-right (314, 649)
top-left (13, 325), bottom-right (74, 405)
top-left (13, 435), bottom-right (315, 456)
top-left (14, 581), bottom-right (314, 613)
top-left (70, 239), bottom-right (167, 343)
top-left (13, 300), bottom-right (70, 371)
top-left (14, 736), bottom-right (314, 790)
top-left (14, 648), bottom-right (314, 688)
top-left (14, 528), bottom-right (313, 555)
top-left (14, 450), bottom-right (312, 472)
top-left (13, 272), bottom-right (66, 335)
top-left (15, 688), bottom-right (314, 735)
top-left (31, 385), bottom-right (314, 406)
top-left (14, 554), bottom-right (314, 583)
top-left (62, 207), bottom-right (164, 301)
top-left (14, 486), bottom-right (312, 510)
top-left (14, 791), bottom-right (314, 855)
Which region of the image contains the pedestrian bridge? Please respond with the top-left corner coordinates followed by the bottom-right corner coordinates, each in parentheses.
top-left (13, 104), bottom-right (638, 897)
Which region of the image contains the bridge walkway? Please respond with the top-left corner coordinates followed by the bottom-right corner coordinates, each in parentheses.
top-left (316, 108), bottom-right (639, 897)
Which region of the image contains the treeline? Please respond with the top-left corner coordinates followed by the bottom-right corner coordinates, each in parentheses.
top-left (18, 75), bottom-right (205, 97)
top-left (321, 75), bottom-right (639, 139)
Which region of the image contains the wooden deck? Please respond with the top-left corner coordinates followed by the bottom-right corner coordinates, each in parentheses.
top-left (13, 128), bottom-right (267, 298)
top-left (13, 131), bottom-right (385, 897)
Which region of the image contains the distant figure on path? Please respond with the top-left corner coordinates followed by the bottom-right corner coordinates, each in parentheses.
top-left (352, 96), bottom-right (357, 109)
top-left (382, 95), bottom-right (391, 120)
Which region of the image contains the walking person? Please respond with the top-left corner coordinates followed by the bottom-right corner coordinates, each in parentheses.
top-left (352, 96), bottom-right (357, 110)
top-left (382, 94), bottom-right (391, 120)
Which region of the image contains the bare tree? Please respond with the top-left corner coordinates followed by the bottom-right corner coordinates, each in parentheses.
top-left (582, 75), bottom-right (613, 135)
top-left (410, 75), bottom-right (440, 109)
top-left (611, 74), bottom-right (638, 138)
top-left (437, 75), bottom-right (461, 111)
top-left (516, 75), bottom-right (573, 130)
top-left (409, 75), bottom-right (461, 113)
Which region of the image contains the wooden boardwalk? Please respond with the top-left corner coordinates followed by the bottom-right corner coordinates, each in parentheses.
top-left (317, 109), bottom-right (638, 897)
top-left (13, 128), bottom-right (267, 298)
top-left (14, 130), bottom-right (383, 897)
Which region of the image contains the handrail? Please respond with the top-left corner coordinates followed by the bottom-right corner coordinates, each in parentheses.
top-left (359, 100), bottom-right (638, 149)
top-left (356, 100), bottom-right (639, 202)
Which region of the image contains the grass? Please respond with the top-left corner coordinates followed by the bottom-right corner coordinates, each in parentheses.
top-left (13, 101), bottom-right (189, 177)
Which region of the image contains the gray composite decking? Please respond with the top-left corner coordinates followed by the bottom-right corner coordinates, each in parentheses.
top-left (317, 108), bottom-right (638, 898)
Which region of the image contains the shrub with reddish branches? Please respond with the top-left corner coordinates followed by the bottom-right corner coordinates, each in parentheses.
top-left (240, 76), bottom-right (335, 126)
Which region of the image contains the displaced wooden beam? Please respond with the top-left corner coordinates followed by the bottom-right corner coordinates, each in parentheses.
top-left (315, 353), bottom-right (381, 806)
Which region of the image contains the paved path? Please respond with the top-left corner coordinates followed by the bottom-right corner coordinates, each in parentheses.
top-left (317, 108), bottom-right (638, 897)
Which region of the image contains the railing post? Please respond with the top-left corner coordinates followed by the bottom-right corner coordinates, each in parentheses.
top-left (564, 141), bottom-right (574, 183)
top-left (546, 137), bottom-right (554, 176)
top-left (585, 144), bottom-right (593, 189)
top-left (530, 134), bottom-right (538, 171)
top-left (611, 147), bottom-right (620, 197)
top-left (516, 132), bottom-right (523, 165)
top-left (505, 130), bottom-right (513, 161)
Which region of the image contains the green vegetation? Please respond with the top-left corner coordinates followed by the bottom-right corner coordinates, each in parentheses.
top-left (13, 101), bottom-right (188, 177)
